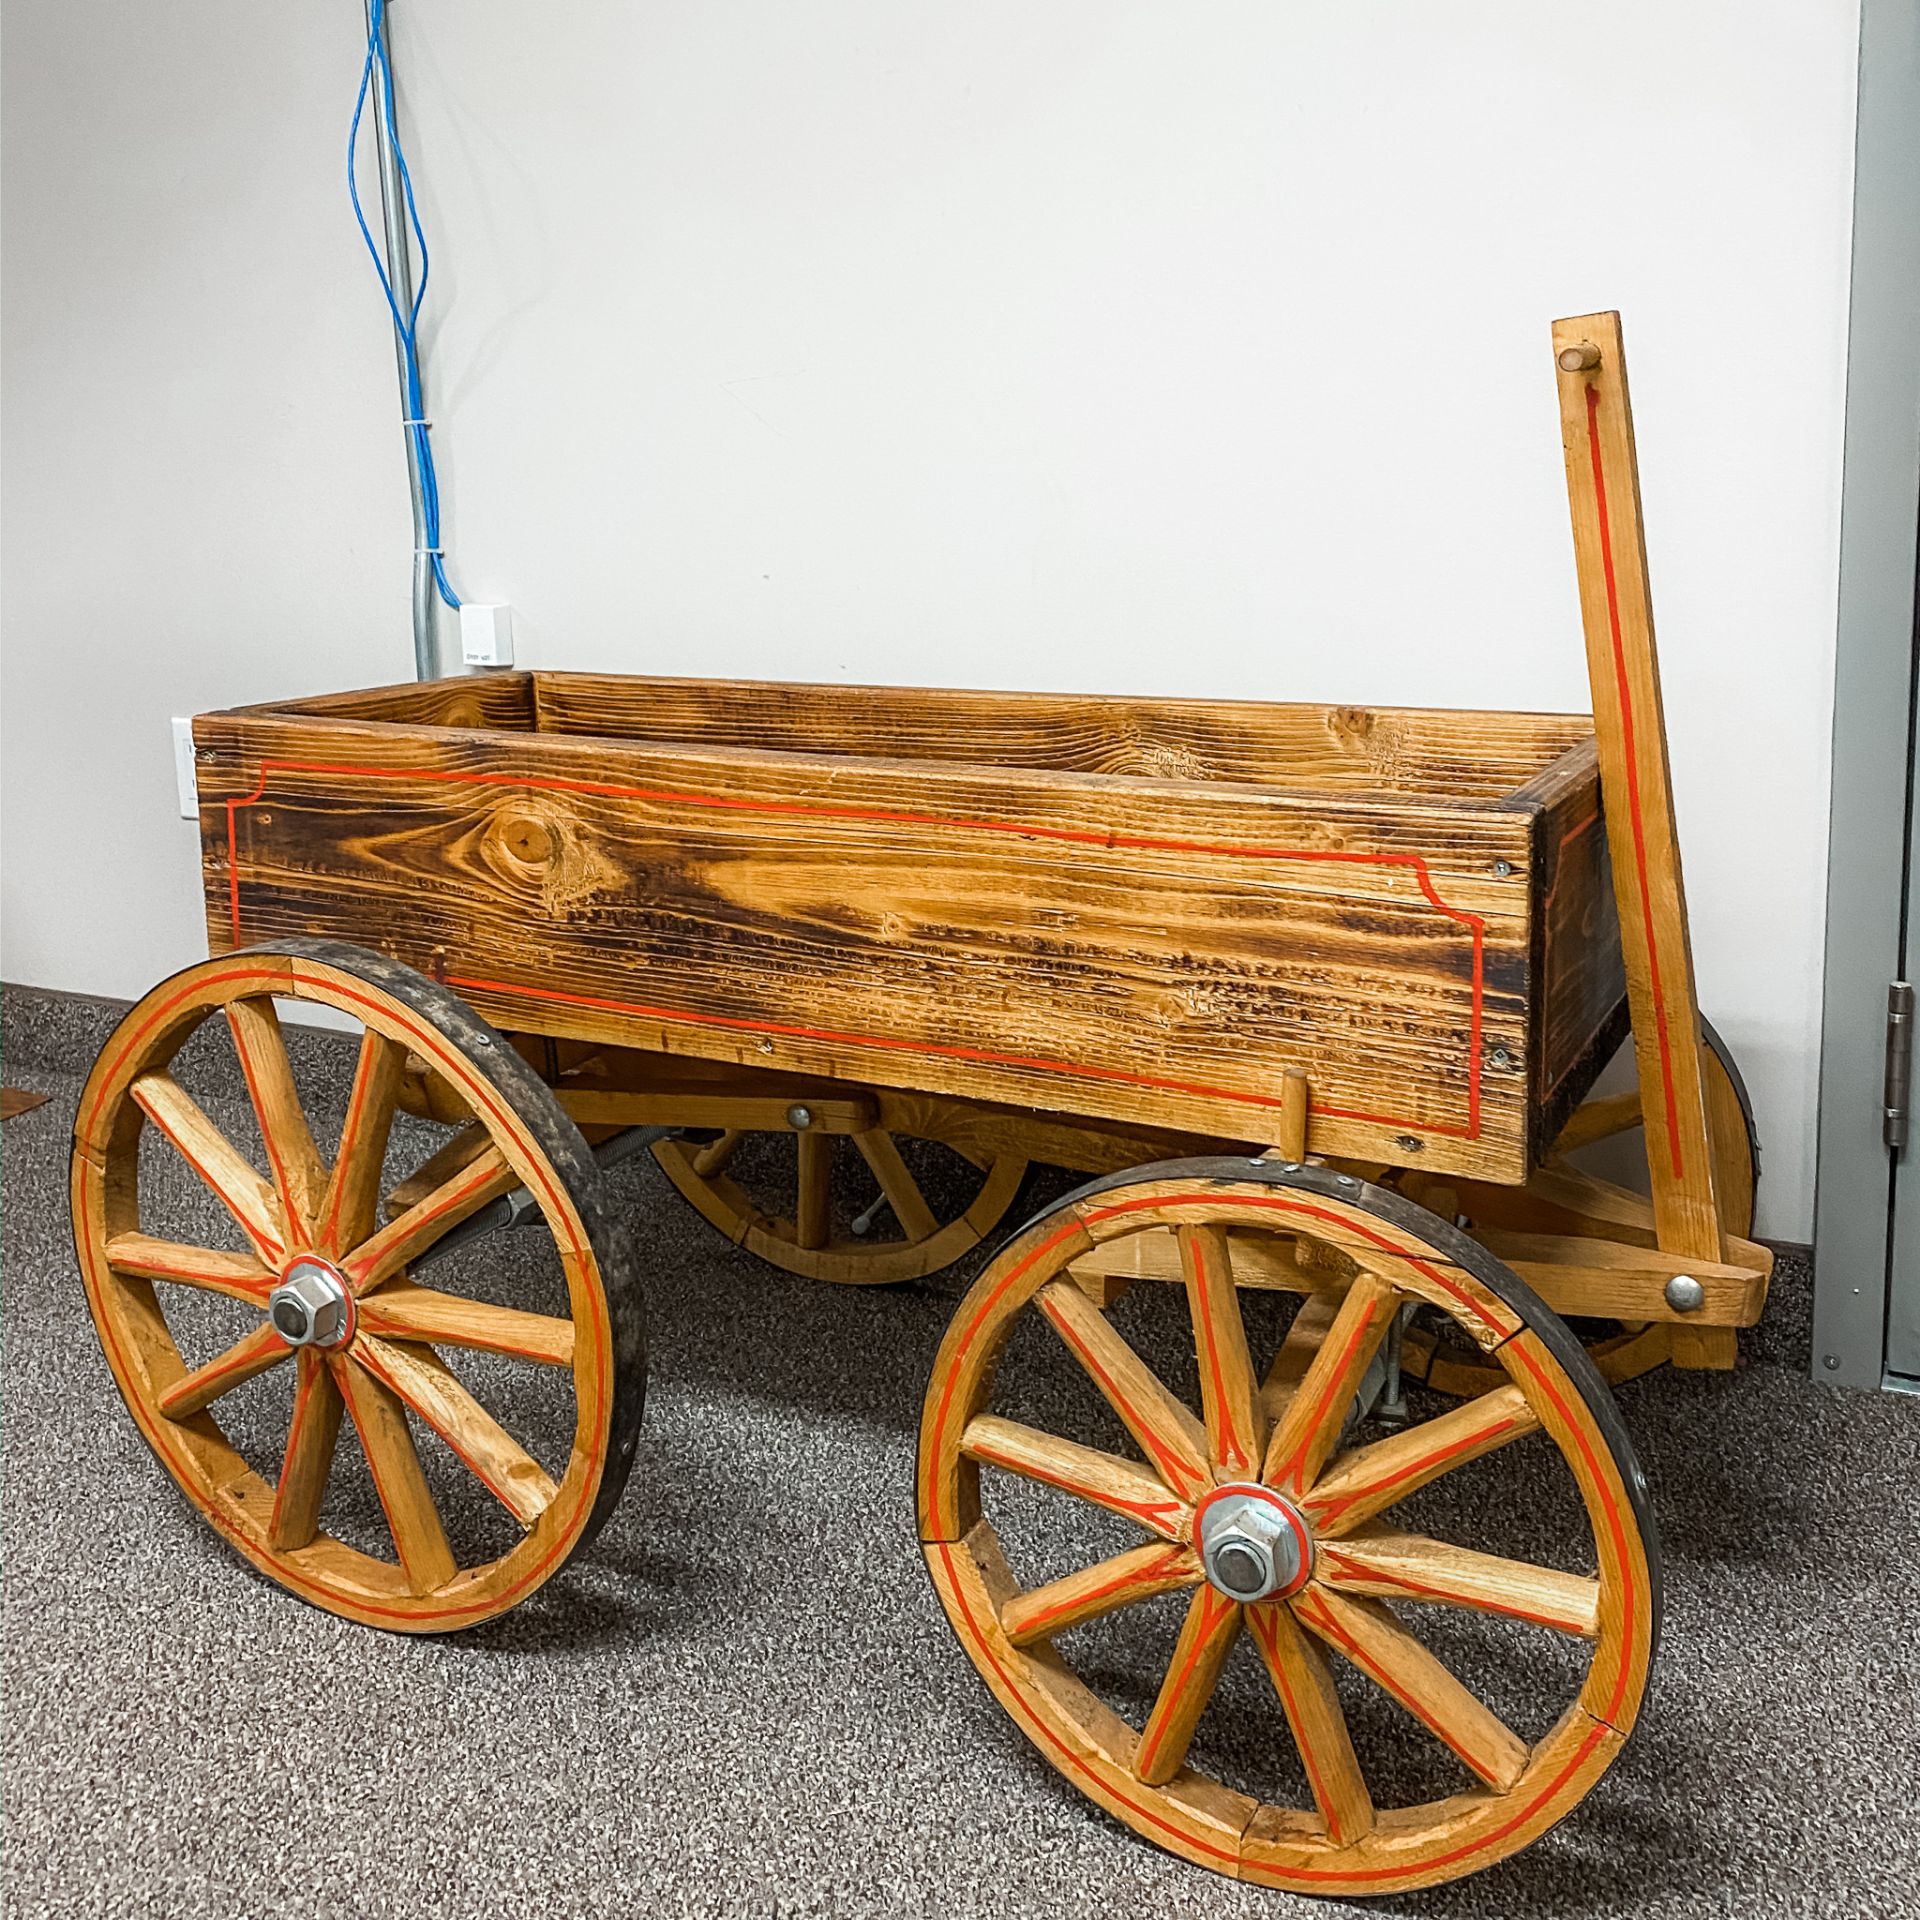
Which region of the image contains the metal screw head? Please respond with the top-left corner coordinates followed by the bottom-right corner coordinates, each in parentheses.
top-left (1489, 1046), bottom-right (1513, 1070)
top-left (786, 1104), bottom-right (814, 1130)
top-left (1663, 1273), bottom-right (1706, 1314)
top-left (1197, 1487), bottom-right (1307, 1603)
top-left (1823, 1354), bottom-right (1841, 1372)
top-left (268, 1259), bottom-right (352, 1349)
top-left (1394, 1134), bottom-right (1424, 1154)
top-left (1491, 859), bottom-right (1515, 879)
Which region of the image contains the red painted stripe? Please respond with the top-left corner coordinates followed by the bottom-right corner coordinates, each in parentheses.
top-left (344, 1151), bottom-right (504, 1291)
top-left (1185, 1232), bottom-right (1257, 1476)
top-left (1246, 1604), bottom-right (1349, 1836)
top-left (1135, 1588), bottom-right (1236, 1777)
top-left (228, 1015), bottom-right (307, 1254)
top-left (1011, 1544), bottom-right (1191, 1640)
top-left (1268, 1297), bottom-right (1381, 1496)
top-left (1303, 1415), bottom-right (1521, 1527)
top-left (965, 1438), bottom-right (1184, 1537)
top-left (1585, 383), bottom-right (1684, 1180)
top-left (1319, 1547), bottom-right (1590, 1637)
top-left (222, 756), bottom-right (1489, 1141)
top-left (1038, 1297), bottom-right (1208, 1500)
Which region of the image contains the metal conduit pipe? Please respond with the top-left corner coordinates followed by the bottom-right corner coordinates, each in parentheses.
top-left (361, 0), bottom-right (438, 681)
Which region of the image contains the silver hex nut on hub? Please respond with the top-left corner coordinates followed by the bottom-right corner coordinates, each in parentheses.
top-left (268, 1259), bottom-right (353, 1349)
top-left (1196, 1486), bottom-right (1308, 1604)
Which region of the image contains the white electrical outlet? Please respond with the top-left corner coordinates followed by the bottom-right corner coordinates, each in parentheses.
top-left (171, 717), bottom-right (199, 819)
top-left (460, 602), bottom-right (514, 667)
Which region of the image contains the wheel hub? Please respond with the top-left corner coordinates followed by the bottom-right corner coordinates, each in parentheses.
top-left (268, 1258), bottom-right (354, 1349)
top-left (1195, 1484), bottom-right (1311, 1603)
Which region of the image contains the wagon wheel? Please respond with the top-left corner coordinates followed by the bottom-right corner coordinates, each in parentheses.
top-left (918, 1159), bottom-right (1658, 1894)
top-left (1550, 1016), bottom-right (1759, 1237)
top-left (653, 1113), bottom-right (1028, 1286)
top-left (70, 938), bottom-right (644, 1633)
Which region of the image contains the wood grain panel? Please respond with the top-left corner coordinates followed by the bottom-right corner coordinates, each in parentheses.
top-left (525, 672), bottom-right (1590, 799)
top-left (192, 681), bottom-right (1614, 1183)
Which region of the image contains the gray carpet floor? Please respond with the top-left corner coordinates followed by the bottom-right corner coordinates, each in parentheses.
top-left (4, 985), bottom-right (1917, 1920)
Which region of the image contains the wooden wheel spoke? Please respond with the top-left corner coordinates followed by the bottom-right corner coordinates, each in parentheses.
top-left (1318, 1530), bottom-right (1601, 1639)
top-left (333, 1355), bottom-right (458, 1594)
top-left (1301, 1383), bottom-right (1540, 1538)
top-left (1000, 1541), bottom-right (1203, 1648)
top-left (961, 1414), bottom-right (1187, 1540)
top-left (852, 1130), bottom-right (940, 1242)
top-left (1035, 1280), bottom-right (1210, 1502)
top-left (1261, 1272), bottom-right (1397, 1496)
top-left (156, 1321), bottom-right (291, 1419)
top-left (317, 1030), bottom-right (406, 1257)
top-left (270, 1349), bottom-right (344, 1550)
top-left (1246, 1599), bottom-right (1374, 1845)
top-left (692, 1129), bottom-right (743, 1178)
top-left (355, 1280), bottom-right (576, 1368)
top-left (1293, 1587), bottom-right (1530, 1792)
top-left (1134, 1585), bottom-right (1242, 1785)
top-left (104, 1232), bottom-right (274, 1305)
top-left (225, 997), bottom-right (328, 1241)
top-left (129, 1072), bottom-right (285, 1265)
top-left (795, 1129), bottom-right (832, 1250)
top-left (1178, 1224), bottom-right (1263, 1478)
top-left (344, 1144), bottom-right (515, 1294)
top-left (1553, 1088), bottom-right (1643, 1154)
top-left (353, 1333), bottom-right (558, 1528)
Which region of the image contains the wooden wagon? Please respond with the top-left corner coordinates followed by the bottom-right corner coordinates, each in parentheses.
top-left (71, 314), bottom-right (1770, 1893)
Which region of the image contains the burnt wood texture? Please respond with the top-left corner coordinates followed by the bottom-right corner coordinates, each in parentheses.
top-left (193, 673), bottom-right (1625, 1184)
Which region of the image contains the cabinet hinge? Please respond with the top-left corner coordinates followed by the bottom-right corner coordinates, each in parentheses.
top-left (1886, 981), bottom-right (1914, 1152)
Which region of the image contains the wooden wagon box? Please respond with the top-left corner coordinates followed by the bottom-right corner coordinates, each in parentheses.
top-left (192, 671), bottom-right (1626, 1185)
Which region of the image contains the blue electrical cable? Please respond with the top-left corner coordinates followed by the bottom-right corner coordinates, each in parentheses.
top-left (349, 0), bottom-right (460, 609)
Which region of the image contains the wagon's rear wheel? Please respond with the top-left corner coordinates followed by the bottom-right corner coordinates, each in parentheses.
top-left (918, 1161), bottom-right (1657, 1894)
top-left (70, 939), bottom-right (644, 1632)
top-left (653, 1113), bottom-right (1027, 1285)
top-left (1551, 1016), bottom-right (1759, 1237)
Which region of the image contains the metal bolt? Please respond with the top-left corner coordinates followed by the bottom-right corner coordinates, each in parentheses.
top-left (786, 1104), bottom-right (814, 1130)
top-left (267, 1259), bottom-right (352, 1349)
top-left (1491, 859), bottom-right (1514, 879)
top-left (1198, 1489), bottom-right (1306, 1603)
top-left (1663, 1273), bottom-right (1706, 1314)
top-left (1489, 1046), bottom-right (1513, 1070)
top-left (1823, 1354), bottom-right (1841, 1372)
top-left (1336, 1173), bottom-right (1359, 1189)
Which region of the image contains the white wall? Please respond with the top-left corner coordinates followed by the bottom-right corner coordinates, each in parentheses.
top-left (1, 1), bottom-right (1860, 1237)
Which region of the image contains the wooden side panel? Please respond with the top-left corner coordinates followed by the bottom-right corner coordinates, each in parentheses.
top-left (192, 711), bottom-right (1541, 1180)
top-left (1522, 740), bottom-right (1629, 1158)
top-left (529, 672), bottom-right (1591, 801)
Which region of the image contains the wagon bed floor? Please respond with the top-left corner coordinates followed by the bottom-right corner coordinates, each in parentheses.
top-left (4, 989), bottom-right (1915, 1920)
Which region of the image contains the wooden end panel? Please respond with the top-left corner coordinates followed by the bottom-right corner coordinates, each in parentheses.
top-left (1521, 740), bottom-right (1628, 1160)
top-left (195, 709), bottom-right (1539, 1182)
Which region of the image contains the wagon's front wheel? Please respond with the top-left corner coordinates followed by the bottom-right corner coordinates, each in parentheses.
top-left (70, 939), bottom-right (645, 1632)
top-left (918, 1161), bottom-right (1658, 1893)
